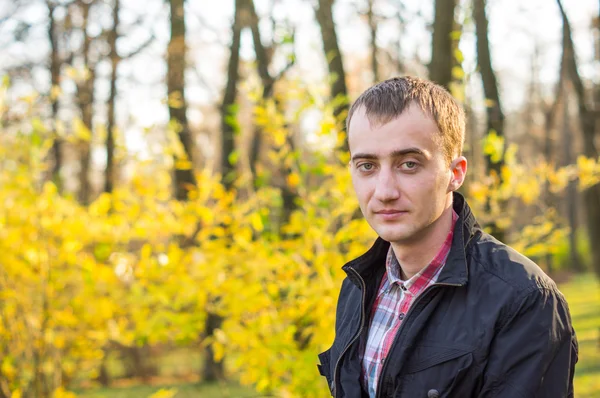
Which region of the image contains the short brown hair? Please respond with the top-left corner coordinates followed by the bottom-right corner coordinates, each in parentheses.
top-left (346, 76), bottom-right (465, 163)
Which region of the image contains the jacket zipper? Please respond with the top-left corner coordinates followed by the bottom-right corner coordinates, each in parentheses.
top-left (332, 267), bottom-right (367, 397)
top-left (374, 282), bottom-right (461, 398)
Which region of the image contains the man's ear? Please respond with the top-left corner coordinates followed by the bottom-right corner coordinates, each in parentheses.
top-left (448, 156), bottom-right (468, 192)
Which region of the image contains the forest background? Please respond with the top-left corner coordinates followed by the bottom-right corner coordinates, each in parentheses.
top-left (1, 0), bottom-right (600, 397)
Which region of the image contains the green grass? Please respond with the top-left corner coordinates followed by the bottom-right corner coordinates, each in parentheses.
top-left (560, 274), bottom-right (600, 398)
top-left (75, 274), bottom-right (600, 398)
top-left (74, 382), bottom-right (258, 398)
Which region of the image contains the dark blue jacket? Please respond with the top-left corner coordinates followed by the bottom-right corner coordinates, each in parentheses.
top-left (318, 193), bottom-right (578, 397)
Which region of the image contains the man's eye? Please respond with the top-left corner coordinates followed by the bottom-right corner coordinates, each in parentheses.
top-left (358, 163), bottom-right (374, 171)
top-left (401, 161), bottom-right (417, 170)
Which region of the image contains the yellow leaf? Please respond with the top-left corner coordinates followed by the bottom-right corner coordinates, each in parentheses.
top-left (1, 358), bottom-right (15, 379)
top-left (212, 341), bottom-right (225, 362)
top-left (167, 91), bottom-right (184, 109)
top-left (175, 159), bottom-right (192, 170)
top-left (250, 212), bottom-right (264, 232)
top-left (577, 155), bottom-right (600, 189)
top-left (50, 85), bottom-right (62, 101)
top-left (147, 389), bottom-right (178, 398)
top-left (89, 193), bottom-right (112, 216)
top-left (273, 129), bottom-right (286, 147)
top-left (451, 66), bottom-right (465, 80)
top-left (484, 98), bottom-right (497, 108)
top-left (286, 172), bottom-right (301, 188)
top-left (73, 119), bottom-right (92, 141)
top-left (482, 131), bottom-right (504, 164)
top-left (52, 387), bottom-right (77, 398)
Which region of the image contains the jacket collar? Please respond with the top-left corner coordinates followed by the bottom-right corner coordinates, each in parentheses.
top-left (342, 192), bottom-right (480, 288)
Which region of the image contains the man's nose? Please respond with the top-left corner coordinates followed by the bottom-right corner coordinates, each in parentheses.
top-left (373, 169), bottom-right (400, 202)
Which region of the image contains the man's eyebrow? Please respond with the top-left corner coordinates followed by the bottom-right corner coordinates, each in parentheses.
top-left (351, 148), bottom-right (427, 162)
top-left (390, 148), bottom-right (427, 158)
top-left (351, 153), bottom-right (378, 162)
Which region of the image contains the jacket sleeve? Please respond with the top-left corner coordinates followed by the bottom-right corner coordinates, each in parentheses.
top-left (478, 286), bottom-right (578, 398)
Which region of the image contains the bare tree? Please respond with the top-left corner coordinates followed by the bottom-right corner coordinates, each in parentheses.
top-left (473, 0), bottom-right (505, 160)
top-left (560, 83), bottom-right (584, 272)
top-left (556, 0), bottom-right (600, 278)
top-left (202, 0), bottom-right (248, 384)
top-left (366, 0), bottom-right (379, 83)
top-left (542, 42), bottom-right (563, 275)
top-left (429, 0), bottom-right (459, 89)
top-left (391, 3), bottom-right (406, 75)
top-left (74, 0), bottom-right (97, 205)
top-left (220, 0), bottom-right (243, 193)
top-left (46, 0), bottom-right (63, 191)
top-left (245, 0), bottom-right (297, 222)
top-left (247, 0), bottom-right (274, 180)
top-left (104, 0), bottom-right (120, 194)
top-left (168, 0), bottom-right (196, 200)
top-left (473, 0), bottom-right (506, 242)
top-left (314, 0), bottom-right (349, 150)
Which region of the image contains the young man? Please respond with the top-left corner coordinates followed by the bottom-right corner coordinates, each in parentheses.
top-left (317, 77), bottom-right (578, 398)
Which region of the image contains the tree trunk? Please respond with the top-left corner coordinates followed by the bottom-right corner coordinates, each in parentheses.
top-left (76, 0), bottom-right (95, 205)
top-left (595, 0), bottom-right (600, 110)
top-left (246, 0), bottom-right (265, 177)
top-left (367, 0), bottom-right (378, 84)
top-left (429, 0), bottom-right (458, 90)
top-left (246, 0), bottom-right (275, 185)
top-left (473, 0), bottom-right (506, 242)
top-left (314, 0), bottom-right (349, 150)
top-left (121, 344), bottom-right (157, 382)
top-left (47, 0), bottom-right (62, 192)
top-left (202, 312), bottom-right (224, 381)
top-left (543, 42), bottom-right (565, 275)
top-left (96, 357), bottom-right (110, 387)
top-left (203, 0), bottom-right (246, 383)
top-left (168, 0), bottom-right (196, 200)
top-left (561, 82), bottom-right (584, 272)
top-left (220, 0), bottom-right (243, 191)
top-left (557, 0), bottom-right (600, 278)
top-left (246, 0), bottom-right (298, 224)
top-left (394, 6), bottom-right (405, 74)
top-left (473, 0), bottom-right (505, 164)
top-left (104, 0), bottom-right (120, 194)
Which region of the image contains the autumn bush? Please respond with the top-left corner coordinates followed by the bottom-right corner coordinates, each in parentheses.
top-left (0, 78), bottom-right (599, 398)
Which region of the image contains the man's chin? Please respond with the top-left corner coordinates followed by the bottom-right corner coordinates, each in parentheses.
top-left (376, 229), bottom-right (411, 243)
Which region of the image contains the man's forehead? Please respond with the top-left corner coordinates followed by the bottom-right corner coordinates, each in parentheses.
top-left (348, 103), bottom-right (434, 132)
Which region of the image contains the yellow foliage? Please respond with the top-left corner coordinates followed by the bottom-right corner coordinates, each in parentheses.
top-left (1, 76), bottom-right (600, 398)
top-left (482, 130), bottom-right (505, 164)
top-left (147, 389), bottom-right (178, 398)
top-left (52, 387), bottom-right (77, 398)
top-left (167, 91), bottom-right (184, 109)
top-left (73, 119), bottom-right (92, 141)
top-left (577, 155), bottom-right (600, 189)
top-left (286, 172), bottom-right (301, 188)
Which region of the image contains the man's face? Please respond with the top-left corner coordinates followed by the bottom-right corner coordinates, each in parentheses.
top-left (348, 104), bottom-right (461, 245)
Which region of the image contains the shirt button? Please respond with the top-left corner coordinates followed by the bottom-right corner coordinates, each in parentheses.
top-left (400, 284), bottom-right (407, 291)
top-left (427, 389), bottom-right (440, 398)
top-left (398, 313), bottom-right (405, 320)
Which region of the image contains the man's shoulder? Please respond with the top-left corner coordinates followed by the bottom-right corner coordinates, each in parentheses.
top-left (468, 232), bottom-right (560, 296)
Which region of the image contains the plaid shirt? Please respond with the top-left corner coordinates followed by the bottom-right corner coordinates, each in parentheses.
top-left (361, 211), bottom-right (458, 397)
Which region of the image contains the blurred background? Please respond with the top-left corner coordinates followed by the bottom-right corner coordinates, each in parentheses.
top-left (0, 0), bottom-right (599, 397)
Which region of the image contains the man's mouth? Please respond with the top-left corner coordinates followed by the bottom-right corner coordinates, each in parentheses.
top-left (374, 210), bottom-right (407, 219)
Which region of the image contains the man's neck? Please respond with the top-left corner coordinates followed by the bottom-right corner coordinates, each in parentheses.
top-left (390, 205), bottom-right (455, 280)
